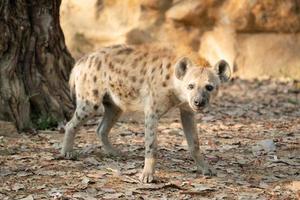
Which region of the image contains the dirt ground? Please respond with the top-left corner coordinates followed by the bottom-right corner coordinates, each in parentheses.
top-left (0, 78), bottom-right (299, 200)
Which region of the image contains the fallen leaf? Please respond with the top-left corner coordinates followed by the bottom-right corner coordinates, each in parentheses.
top-left (73, 192), bottom-right (97, 200)
top-left (12, 183), bottom-right (25, 191)
top-left (103, 193), bottom-right (124, 199)
top-left (19, 195), bottom-right (34, 200)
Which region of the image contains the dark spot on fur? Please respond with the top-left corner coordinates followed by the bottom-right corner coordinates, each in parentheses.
top-left (82, 106), bottom-right (86, 111)
top-left (132, 58), bottom-right (139, 68)
top-left (88, 57), bottom-right (94, 68)
top-left (151, 67), bottom-right (156, 74)
top-left (123, 70), bottom-right (128, 76)
top-left (166, 63), bottom-right (171, 69)
top-left (152, 56), bottom-right (159, 62)
top-left (160, 68), bottom-right (163, 75)
top-left (109, 76), bottom-right (112, 81)
top-left (115, 58), bottom-right (124, 64)
top-left (77, 55), bottom-right (88, 66)
top-left (162, 82), bottom-right (167, 87)
top-left (109, 62), bottom-right (114, 71)
top-left (139, 78), bottom-right (144, 84)
top-left (110, 83), bottom-right (115, 88)
top-left (93, 56), bottom-right (100, 67)
top-left (131, 76), bottom-right (136, 82)
top-left (117, 47), bottom-right (134, 55)
top-left (143, 52), bottom-right (148, 57)
top-left (165, 74), bottom-right (170, 80)
top-left (140, 67), bottom-right (146, 75)
top-left (93, 105), bottom-right (99, 110)
top-left (104, 71), bottom-right (107, 77)
top-left (93, 89), bottom-right (99, 97)
top-left (151, 75), bottom-right (155, 81)
top-left (97, 61), bottom-right (102, 70)
top-left (116, 68), bottom-right (121, 74)
top-left (75, 112), bottom-right (80, 120)
top-left (85, 100), bottom-right (90, 105)
top-left (93, 76), bottom-right (97, 82)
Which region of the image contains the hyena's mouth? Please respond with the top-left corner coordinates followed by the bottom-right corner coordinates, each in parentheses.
top-left (190, 104), bottom-right (207, 113)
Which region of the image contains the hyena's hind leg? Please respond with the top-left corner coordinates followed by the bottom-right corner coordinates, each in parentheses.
top-left (96, 97), bottom-right (122, 157)
top-left (61, 101), bottom-right (98, 159)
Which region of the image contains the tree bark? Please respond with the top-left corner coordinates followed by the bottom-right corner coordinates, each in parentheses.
top-left (0, 0), bottom-right (74, 130)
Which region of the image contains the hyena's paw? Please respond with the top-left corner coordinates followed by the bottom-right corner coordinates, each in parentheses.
top-left (139, 170), bottom-right (154, 183)
top-left (197, 165), bottom-right (217, 177)
top-left (103, 146), bottom-right (123, 158)
top-left (60, 149), bottom-right (79, 160)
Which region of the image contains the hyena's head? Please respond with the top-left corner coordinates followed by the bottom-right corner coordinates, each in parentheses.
top-left (174, 57), bottom-right (231, 112)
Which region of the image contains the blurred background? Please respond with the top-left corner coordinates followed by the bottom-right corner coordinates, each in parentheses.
top-left (61, 0), bottom-right (300, 80)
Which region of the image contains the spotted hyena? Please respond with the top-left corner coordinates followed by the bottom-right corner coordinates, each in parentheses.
top-left (61, 44), bottom-right (231, 183)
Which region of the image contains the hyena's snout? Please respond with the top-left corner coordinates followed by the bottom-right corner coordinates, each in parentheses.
top-left (193, 92), bottom-right (210, 109)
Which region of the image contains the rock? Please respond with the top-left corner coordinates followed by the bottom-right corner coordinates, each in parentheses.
top-left (258, 139), bottom-right (276, 152)
top-left (19, 195), bottom-right (34, 200)
top-left (235, 33), bottom-right (300, 80)
top-left (61, 0), bottom-right (141, 59)
top-left (220, 0), bottom-right (300, 32)
top-left (166, 0), bottom-right (207, 25)
top-left (126, 28), bottom-right (154, 45)
top-left (60, 0), bottom-right (300, 80)
top-left (252, 139), bottom-right (276, 155)
top-left (73, 192), bottom-right (97, 200)
top-left (81, 176), bottom-right (91, 185)
top-left (199, 25), bottom-right (237, 71)
top-left (141, 0), bottom-right (172, 10)
top-left (12, 183), bottom-right (25, 191)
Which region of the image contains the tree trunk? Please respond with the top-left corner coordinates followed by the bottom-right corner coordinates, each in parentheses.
top-left (0, 0), bottom-right (74, 130)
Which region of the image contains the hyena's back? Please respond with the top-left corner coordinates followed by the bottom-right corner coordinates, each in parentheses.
top-left (69, 44), bottom-right (176, 111)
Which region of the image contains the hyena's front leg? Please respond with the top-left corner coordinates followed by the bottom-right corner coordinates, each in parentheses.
top-left (139, 112), bottom-right (159, 183)
top-left (180, 107), bottom-right (216, 176)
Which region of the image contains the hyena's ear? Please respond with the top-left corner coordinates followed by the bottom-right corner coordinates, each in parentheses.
top-left (175, 57), bottom-right (192, 80)
top-left (214, 60), bottom-right (231, 83)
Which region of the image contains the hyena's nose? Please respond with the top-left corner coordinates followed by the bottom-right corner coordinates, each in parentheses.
top-left (194, 99), bottom-right (206, 107)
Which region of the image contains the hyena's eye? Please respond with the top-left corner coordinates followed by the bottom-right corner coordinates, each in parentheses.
top-left (188, 83), bottom-right (195, 90)
top-left (205, 84), bottom-right (214, 91)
